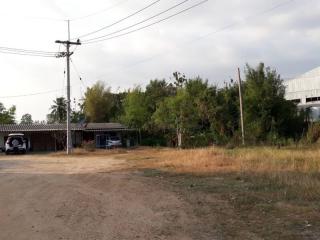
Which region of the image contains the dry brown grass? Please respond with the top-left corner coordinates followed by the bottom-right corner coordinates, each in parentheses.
top-left (125, 146), bottom-right (320, 174)
top-left (122, 147), bottom-right (320, 238)
top-left (48, 147), bottom-right (129, 157)
top-left (119, 146), bottom-right (320, 202)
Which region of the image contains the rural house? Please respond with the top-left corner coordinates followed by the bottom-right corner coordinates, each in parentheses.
top-left (0, 123), bottom-right (136, 152)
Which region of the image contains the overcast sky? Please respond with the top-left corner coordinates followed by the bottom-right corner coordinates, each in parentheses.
top-left (0, 0), bottom-right (319, 121)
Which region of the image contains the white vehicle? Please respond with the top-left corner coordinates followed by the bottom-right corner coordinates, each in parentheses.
top-left (106, 136), bottom-right (122, 149)
top-left (5, 133), bottom-right (27, 154)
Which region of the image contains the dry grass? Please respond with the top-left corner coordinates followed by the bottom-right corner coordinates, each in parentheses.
top-left (121, 147), bottom-right (320, 238)
top-left (138, 147), bottom-right (320, 174)
top-left (120, 147), bottom-right (320, 202)
top-left (48, 147), bottom-right (129, 157)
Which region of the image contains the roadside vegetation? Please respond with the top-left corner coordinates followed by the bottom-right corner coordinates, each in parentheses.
top-left (0, 62), bottom-right (312, 149)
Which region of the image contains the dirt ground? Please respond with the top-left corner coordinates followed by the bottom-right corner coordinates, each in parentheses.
top-left (1, 150), bottom-right (319, 240)
top-left (0, 152), bottom-right (218, 240)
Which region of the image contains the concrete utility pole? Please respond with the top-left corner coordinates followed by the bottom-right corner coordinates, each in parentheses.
top-left (55, 20), bottom-right (81, 154)
top-left (237, 67), bottom-right (245, 145)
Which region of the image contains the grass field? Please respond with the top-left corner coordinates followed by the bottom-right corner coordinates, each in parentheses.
top-left (114, 146), bottom-right (320, 239)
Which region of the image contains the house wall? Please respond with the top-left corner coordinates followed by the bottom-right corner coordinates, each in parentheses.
top-left (0, 133), bottom-right (5, 149)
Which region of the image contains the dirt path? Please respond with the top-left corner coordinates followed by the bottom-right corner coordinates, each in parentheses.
top-left (0, 154), bottom-right (217, 240)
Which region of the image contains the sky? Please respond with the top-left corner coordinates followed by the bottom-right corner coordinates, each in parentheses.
top-left (0, 0), bottom-right (319, 121)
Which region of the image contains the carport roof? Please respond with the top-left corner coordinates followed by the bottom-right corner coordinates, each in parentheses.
top-left (0, 123), bottom-right (129, 132)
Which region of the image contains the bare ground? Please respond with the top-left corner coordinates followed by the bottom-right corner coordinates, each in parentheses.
top-left (0, 150), bottom-right (319, 240)
top-left (0, 153), bottom-right (218, 240)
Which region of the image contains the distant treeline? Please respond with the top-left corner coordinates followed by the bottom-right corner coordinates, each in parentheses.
top-left (0, 63), bottom-right (314, 147)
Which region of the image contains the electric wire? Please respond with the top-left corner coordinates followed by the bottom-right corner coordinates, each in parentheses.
top-left (0, 46), bottom-right (60, 57)
top-left (70, 58), bottom-right (87, 88)
top-left (89, 0), bottom-right (297, 76)
top-left (76, 0), bottom-right (162, 39)
top-left (0, 50), bottom-right (58, 58)
top-left (82, 0), bottom-right (208, 44)
top-left (81, 0), bottom-right (191, 42)
top-left (0, 89), bottom-right (64, 99)
top-left (70, 0), bottom-right (131, 21)
top-left (0, 46), bottom-right (57, 54)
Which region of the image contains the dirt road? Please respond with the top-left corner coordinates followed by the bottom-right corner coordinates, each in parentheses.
top-left (0, 154), bottom-right (216, 240)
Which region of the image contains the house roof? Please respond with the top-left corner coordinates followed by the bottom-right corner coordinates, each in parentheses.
top-left (0, 123), bottom-right (128, 133)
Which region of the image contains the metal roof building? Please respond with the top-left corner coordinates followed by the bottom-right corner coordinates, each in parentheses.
top-left (285, 66), bottom-right (320, 120)
top-left (0, 123), bottom-right (135, 152)
top-left (0, 123), bottom-right (128, 133)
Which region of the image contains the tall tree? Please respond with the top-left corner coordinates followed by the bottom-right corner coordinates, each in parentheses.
top-left (83, 81), bottom-right (114, 122)
top-left (121, 87), bottom-right (149, 129)
top-left (47, 97), bottom-right (67, 123)
top-left (0, 103), bottom-right (16, 124)
top-left (20, 113), bottom-right (33, 124)
top-left (243, 63), bottom-right (301, 142)
top-left (153, 87), bottom-right (198, 147)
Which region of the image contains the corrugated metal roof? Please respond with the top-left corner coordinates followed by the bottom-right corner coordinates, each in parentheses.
top-left (0, 123), bottom-right (128, 132)
top-left (85, 123), bottom-right (126, 130)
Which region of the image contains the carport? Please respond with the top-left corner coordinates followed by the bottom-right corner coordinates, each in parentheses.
top-left (0, 123), bottom-right (135, 151)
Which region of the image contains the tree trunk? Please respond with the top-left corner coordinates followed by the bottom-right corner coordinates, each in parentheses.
top-left (177, 128), bottom-right (182, 148)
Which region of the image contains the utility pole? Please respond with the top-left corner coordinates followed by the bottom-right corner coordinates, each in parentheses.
top-left (55, 20), bottom-right (81, 154)
top-left (237, 67), bottom-right (245, 145)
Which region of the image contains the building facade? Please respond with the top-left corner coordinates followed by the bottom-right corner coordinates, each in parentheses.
top-left (0, 123), bottom-right (136, 152)
top-left (285, 67), bottom-right (320, 121)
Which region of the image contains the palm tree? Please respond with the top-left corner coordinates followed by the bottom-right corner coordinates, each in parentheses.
top-left (48, 97), bottom-right (67, 123)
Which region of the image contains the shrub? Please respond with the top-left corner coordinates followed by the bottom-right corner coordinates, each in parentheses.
top-left (306, 122), bottom-right (320, 144)
top-left (82, 140), bottom-right (96, 152)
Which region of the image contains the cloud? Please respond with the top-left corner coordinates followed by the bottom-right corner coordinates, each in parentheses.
top-left (0, 0), bottom-right (319, 120)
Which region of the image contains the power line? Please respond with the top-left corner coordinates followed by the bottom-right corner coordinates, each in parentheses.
top-left (93, 0), bottom-right (296, 71)
top-left (0, 46), bottom-right (60, 57)
top-left (0, 50), bottom-right (58, 58)
top-left (0, 89), bottom-right (64, 99)
top-left (83, 0), bottom-right (208, 44)
top-left (81, 0), bottom-right (192, 43)
top-left (76, 0), bottom-right (161, 39)
top-left (0, 46), bottom-right (57, 54)
top-left (81, 0), bottom-right (190, 42)
top-left (70, 0), bottom-right (131, 21)
top-left (70, 58), bottom-right (87, 88)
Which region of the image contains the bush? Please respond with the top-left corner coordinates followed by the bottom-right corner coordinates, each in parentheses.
top-left (306, 122), bottom-right (320, 144)
top-left (141, 137), bottom-right (167, 147)
top-left (82, 140), bottom-right (96, 152)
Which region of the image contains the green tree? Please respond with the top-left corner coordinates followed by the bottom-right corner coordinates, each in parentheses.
top-left (83, 81), bottom-right (114, 122)
top-left (121, 87), bottom-right (149, 129)
top-left (243, 63), bottom-right (301, 142)
top-left (212, 82), bottom-right (240, 143)
top-left (71, 98), bottom-right (85, 123)
top-left (153, 87), bottom-right (198, 147)
top-left (47, 97), bottom-right (67, 123)
top-left (20, 113), bottom-right (33, 124)
top-left (0, 103), bottom-right (16, 124)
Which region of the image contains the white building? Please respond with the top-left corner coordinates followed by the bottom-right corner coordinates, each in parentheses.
top-left (285, 66), bottom-right (320, 120)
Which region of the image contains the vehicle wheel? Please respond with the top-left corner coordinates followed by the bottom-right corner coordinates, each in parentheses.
top-left (5, 151), bottom-right (9, 155)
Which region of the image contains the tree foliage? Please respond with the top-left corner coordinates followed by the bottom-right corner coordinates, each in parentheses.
top-left (82, 82), bottom-right (114, 123)
top-left (243, 63), bottom-right (303, 143)
top-left (39, 63), bottom-right (306, 147)
top-left (20, 113), bottom-right (33, 124)
top-left (121, 64), bottom-right (304, 147)
top-left (121, 87), bottom-right (149, 129)
top-left (0, 103), bottom-right (16, 124)
top-left (47, 97), bottom-right (67, 123)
